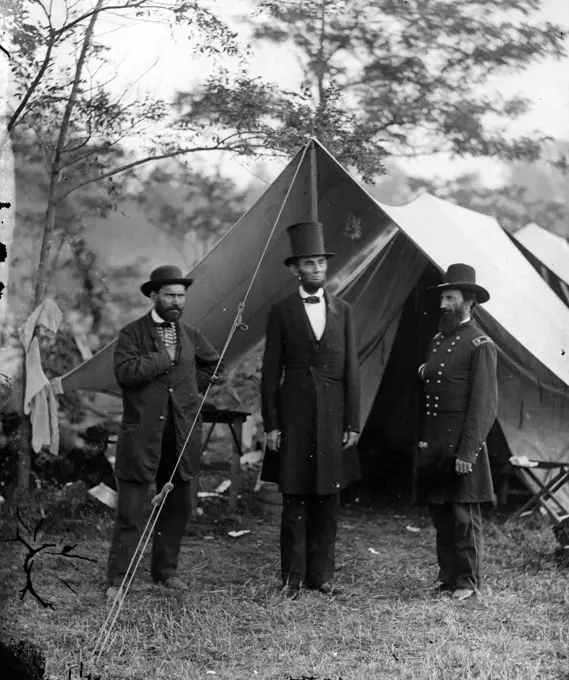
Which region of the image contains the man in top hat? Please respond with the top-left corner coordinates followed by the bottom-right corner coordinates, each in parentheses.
top-left (418, 263), bottom-right (498, 601)
top-left (261, 221), bottom-right (361, 600)
top-left (105, 265), bottom-right (221, 600)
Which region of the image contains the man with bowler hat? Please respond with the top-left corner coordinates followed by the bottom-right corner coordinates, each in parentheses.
top-left (261, 222), bottom-right (361, 600)
top-left (418, 263), bottom-right (498, 601)
top-left (106, 265), bottom-right (221, 599)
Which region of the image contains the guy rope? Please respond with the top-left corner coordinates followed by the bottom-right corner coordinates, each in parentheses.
top-left (89, 139), bottom-right (312, 667)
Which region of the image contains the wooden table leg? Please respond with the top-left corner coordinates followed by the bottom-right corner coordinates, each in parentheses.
top-left (190, 476), bottom-right (199, 520)
top-left (229, 421), bottom-right (243, 512)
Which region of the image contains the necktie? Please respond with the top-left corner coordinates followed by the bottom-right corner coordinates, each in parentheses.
top-left (156, 321), bottom-right (172, 328)
top-left (303, 296), bottom-right (320, 304)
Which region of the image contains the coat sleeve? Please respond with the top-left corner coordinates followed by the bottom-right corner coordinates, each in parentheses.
top-left (343, 303), bottom-right (361, 432)
top-left (113, 327), bottom-right (172, 389)
top-left (456, 340), bottom-right (499, 464)
top-left (261, 305), bottom-right (284, 433)
top-left (193, 328), bottom-right (222, 392)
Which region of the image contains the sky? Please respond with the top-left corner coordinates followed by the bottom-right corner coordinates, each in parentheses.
top-left (89, 0), bottom-right (569, 188)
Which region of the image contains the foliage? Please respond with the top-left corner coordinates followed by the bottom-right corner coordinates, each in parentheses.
top-left (198, 0), bottom-right (569, 181)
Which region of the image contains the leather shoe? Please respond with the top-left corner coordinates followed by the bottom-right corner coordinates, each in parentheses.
top-left (158, 576), bottom-right (188, 591)
top-left (310, 583), bottom-right (343, 596)
top-left (452, 587), bottom-right (475, 601)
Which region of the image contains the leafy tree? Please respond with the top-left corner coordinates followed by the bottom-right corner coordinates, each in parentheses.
top-left (192, 0), bottom-right (566, 182)
top-left (4, 0), bottom-right (265, 496)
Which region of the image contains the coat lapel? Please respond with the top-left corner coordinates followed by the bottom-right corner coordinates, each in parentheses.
top-left (145, 312), bottom-right (164, 351)
top-left (321, 292), bottom-right (339, 343)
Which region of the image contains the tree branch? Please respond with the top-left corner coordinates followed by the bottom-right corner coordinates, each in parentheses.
top-left (8, 30), bottom-right (56, 133)
top-left (57, 135), bottom-right (268, 200)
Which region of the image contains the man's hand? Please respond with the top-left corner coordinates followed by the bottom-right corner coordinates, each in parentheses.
top-left (266, 430), bottom-right (281, 451)
top-left (455, 458), bottom-right (473, 475)
top-left (343, 431), bottom-right (359, 449)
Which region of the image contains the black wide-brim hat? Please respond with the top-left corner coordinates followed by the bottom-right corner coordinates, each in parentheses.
top-left (430, 263), bottom-right (490, 304)
top-left (78, 424), bottom-right (118, 444)
top-left (140, 265), bottom-right (194, 297)
top-left (284, 221), bottom-right (334, 267)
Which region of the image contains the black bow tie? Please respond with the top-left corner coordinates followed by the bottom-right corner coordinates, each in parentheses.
top-left (156, 321), bottom-right (173, 328)
top-left (302, 296), bottom-right (321, 304)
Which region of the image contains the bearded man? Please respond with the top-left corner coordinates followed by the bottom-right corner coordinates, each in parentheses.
top-left (105, 265), bottom-right (221, 600)
top-left (418, 263), bottom-right (498, 601)
top-left (261, 221), bottom-right (361, 600)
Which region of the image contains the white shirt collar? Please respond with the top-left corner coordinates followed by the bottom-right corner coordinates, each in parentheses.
top-left (460, 316), bottom-right (471, 325)
top-left (151, 309), bottom-right (167, 324)
top-left (299, 286), bottom-right (324, 299)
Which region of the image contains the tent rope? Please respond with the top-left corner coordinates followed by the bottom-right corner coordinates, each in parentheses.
top-left (90, 138), bottom-right (312, 666)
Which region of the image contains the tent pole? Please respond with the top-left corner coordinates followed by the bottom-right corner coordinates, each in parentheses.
top-left (309, 140), bottom-right (318, 222)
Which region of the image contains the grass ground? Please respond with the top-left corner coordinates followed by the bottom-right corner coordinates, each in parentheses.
top-left (1, 471), bottom-right (568, 680)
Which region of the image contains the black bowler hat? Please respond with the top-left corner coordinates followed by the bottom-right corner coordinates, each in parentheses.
top-left (430, 263), bottom-right (490, 303)
top-left (140, 265), bottom-right (194, 298)
top-left (284, 222), bottom-right (334, 267)
top-left (78, 424), bottom-right (118, 445)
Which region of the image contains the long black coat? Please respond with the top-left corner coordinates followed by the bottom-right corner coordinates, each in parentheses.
top-left (261, 292), bottom-right (361, 495)
top-left (113, 312), bottom-right (219, 483)
top-left (419, 319), bottom-right (498, 504)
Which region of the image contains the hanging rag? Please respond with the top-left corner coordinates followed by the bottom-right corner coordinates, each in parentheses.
top-left (18, 299), bottom-right (63, 455)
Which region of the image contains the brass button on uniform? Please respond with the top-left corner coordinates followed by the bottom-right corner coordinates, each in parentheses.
top-left (168, 388), bottom-right (174, 393)
top-left (159, 416), bottom-right (165, 420)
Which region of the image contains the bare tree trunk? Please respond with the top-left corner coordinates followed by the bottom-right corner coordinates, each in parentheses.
top-left (17, 0), bottom-right (105, 498)
top-left (33, 0), bottom-right (104, 308)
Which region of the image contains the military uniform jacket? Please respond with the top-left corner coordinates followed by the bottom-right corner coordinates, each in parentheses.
top-left (261, 292), bottom-right (361, 495)
top-left (419, 319), bottom-right (498, 503)
top-left (113, 312), bottom-right (220, 483)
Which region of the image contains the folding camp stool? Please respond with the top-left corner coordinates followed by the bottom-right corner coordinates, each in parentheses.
top-left (509, 458), bottom-right (569, 525)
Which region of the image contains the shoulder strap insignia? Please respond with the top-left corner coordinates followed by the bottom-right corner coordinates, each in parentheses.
top-left (472, 335), bottom-right (492, 347)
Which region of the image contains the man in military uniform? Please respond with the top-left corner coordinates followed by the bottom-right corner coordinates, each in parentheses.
top-left (261, 221), bottom-right (361, 600)
top-left (418, 263), bottom-right (498, 601)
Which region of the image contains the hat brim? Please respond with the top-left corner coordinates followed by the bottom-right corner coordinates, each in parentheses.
top-left (140, 278), bottom-right (194, 297)
top-left (430, 282), bottom-right (490, 304)
top-left (79, 432), bottom-right (117, 444)
top-left (284, 252), bottom-right (335, 267)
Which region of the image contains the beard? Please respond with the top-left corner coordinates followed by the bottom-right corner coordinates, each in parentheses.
top-left (437, 309), bottom-right (464, 336)
top-left (155, 301), bottom-right (182, 322)
top-left (300, 277), bottom-right (325, 294)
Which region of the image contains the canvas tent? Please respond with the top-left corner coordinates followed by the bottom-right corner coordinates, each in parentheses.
top-left (511, 224), bottom-right (569, 307)
top-left (58, 139), bottom-right (569, 509)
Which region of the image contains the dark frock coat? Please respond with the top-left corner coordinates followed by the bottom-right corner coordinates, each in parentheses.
top-left (419, 319), bottom-right (498, 504)
top-left (113, 312), bottom-right (220, 483)
top-left (261, 292), bottom-right (361, 495)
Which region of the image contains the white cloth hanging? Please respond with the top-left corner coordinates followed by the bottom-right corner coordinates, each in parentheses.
top-left (19, 299), bottom-right (63, 455)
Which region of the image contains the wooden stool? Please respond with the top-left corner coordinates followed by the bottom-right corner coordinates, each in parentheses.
top-left (190, 405), bottom-right (250, 518)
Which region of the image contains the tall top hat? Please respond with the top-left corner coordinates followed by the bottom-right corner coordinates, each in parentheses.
top-left (284, 221), bottom-right (334, 267)
top-left (140, 265), bottom-right (194, 298)
top-left (431, 263), bottom-right (490, 303)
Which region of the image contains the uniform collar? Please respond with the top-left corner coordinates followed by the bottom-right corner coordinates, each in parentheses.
top-left (299, 286), bottom-right (324, 299)
top-left (460, 316), bottom-right (472, 325)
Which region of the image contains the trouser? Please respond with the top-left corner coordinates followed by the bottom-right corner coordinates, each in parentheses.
top-left (106, 417), bottom-right (192, 586)
top-left (429, 502), bottom-right (483, 590)
top-left (280, 493), bottom-right (340, 588)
